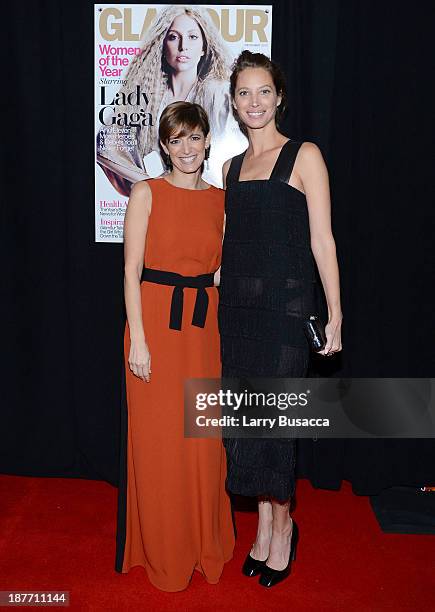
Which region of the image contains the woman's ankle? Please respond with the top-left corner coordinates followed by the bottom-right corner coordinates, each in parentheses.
top-left (271, 515), bottom-right (293, 537)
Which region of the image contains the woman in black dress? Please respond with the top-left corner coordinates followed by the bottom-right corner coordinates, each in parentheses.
top-left (219, 51), bottom-right (342, 587)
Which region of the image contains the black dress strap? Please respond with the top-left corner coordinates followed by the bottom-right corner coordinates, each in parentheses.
top-left (270, 140), bottom-right (303, 183)
top-left (225, 150), bottom-right (246, 184)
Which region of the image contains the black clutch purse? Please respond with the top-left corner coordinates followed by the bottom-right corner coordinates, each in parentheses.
top-left (303, 315), bottom-right (326, 352)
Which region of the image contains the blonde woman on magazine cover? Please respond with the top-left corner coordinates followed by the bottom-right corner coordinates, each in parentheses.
top-left (97, 5), bottom-right (240, 195)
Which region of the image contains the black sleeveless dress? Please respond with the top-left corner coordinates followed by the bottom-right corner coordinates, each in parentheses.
top-left (218, 140), bottom-right (317, 501)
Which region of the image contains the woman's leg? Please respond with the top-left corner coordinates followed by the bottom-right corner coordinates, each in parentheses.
top-left (250, 499), bottom-right (273, 561)
top-left (266, 500), bottom-right (293, 570)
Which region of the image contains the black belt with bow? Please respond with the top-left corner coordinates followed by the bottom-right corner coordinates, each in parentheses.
top-left (140, 267), bottom-right (215, 331)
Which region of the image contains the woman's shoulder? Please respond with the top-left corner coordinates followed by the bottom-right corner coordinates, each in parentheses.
top-left (130, 177), bottom-right (172, 201)
top-left (222, 147), bottom-right (247, 187)
top-left (294, 141), bottom-right (324, 162)
top-left (294, 141), bottom-right (328, 182)
top-left (130, 179), bottom-right (152, 196)
top-left (204, 182), bottom-right (224, 196)
top-left (200, 77), bottom-right (230, 99)
top-left (201, 183), bottom-right (225, 209)
top-left (143, 176), bottom-right (170, 192)
top-left (292, 142), bottom-right (326, 176)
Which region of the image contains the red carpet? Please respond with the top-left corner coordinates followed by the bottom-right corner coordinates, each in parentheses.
top-left (0, 475), bottom-right (433, 611)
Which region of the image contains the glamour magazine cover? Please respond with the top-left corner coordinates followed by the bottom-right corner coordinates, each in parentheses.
top-left (95, 4), bottom-right (272, 242)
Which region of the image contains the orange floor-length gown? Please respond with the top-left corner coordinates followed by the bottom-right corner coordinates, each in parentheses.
top-left (115, 178), bottom-right (235, 592)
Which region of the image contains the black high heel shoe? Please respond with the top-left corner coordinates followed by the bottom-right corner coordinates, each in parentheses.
top-left (258, 520), bottom-right (298, 588)
top-left (242, 551), bottom-right (268, 577)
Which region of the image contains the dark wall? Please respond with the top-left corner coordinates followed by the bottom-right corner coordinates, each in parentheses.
top-left (3, 1), bottom-right (435, 492)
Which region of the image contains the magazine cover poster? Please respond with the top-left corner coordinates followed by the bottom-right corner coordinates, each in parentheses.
top-left (95, 4), bottom-right (273, 242)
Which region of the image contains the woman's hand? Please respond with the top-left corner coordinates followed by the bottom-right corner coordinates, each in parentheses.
top-left (318, 315), bottom-right (343, 357)
top-left (128, 339), bottom-right (152, 382)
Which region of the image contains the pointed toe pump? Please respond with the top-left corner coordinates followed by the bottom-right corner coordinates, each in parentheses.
top-left (259, 520), bottom-right (299, 588)
top-left (242, 552), bottom-right (268, 577)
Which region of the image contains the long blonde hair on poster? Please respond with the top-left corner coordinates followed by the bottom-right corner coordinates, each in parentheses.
top-left (115, 5), bottom-right (232, 153)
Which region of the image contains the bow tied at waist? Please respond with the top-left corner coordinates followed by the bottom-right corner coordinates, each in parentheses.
top-left (140, 268), bottom-right (215, 331)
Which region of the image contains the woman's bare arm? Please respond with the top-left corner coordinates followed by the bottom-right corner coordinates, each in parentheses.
top-left (123, 180), bottom-right (152, 380)
top-left (296, 143), bottom-right (343, 354)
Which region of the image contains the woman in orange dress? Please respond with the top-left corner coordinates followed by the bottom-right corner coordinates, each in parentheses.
top-left (115, 101), bottom-right (235, 592)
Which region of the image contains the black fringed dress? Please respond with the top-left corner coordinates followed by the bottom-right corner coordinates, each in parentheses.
top-left (218, 140), bottom-right (317, 501)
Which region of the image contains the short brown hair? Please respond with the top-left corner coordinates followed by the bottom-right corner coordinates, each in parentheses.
top-left (230, 51), bottom-right (288, 130)
top-left (159, 101), bottom-right (210, 144)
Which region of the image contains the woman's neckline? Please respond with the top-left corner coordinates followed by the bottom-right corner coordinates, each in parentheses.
top-left (160, 177), bottom-right (213, 192)
top-left (238, 139), bottom-right (291, 183)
